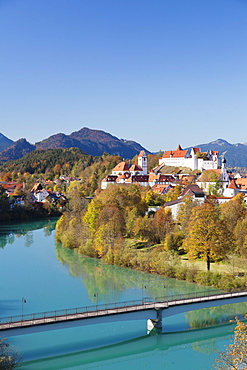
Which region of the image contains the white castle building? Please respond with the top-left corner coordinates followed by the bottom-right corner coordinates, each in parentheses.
top-left (158, 145), bottom-right (219, 171)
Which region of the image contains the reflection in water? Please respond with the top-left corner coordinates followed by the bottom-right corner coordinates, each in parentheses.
top-left (186, 302), bottom-right (247, 329)
top-left (56, 242), bottom-right (218, 305)
top-left (0, 220), bottom-right (245, 369)
top-left (19, 322), bottom-right (236, 370)
top-left (56, 241), bottom-right (247, 330)
top-left (0, 219), bottom-right (57, 249)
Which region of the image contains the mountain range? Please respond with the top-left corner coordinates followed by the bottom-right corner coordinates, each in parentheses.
top-left (0, 129), bottom-right (247, 167)
top-left (187, 139), bottom-right (247, 168)
top-left (0, 128), bottom-right (149, 162)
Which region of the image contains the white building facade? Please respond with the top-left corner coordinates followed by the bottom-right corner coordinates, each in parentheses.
top-left (159, 145), bottom-right (219, 171)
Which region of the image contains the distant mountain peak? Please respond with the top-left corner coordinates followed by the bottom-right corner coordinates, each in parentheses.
top-left (0, 138), bottom-right (35, 161)
top-left (210, 138), bottom-right (230, 146)
top-left (35, 127), bottom-right (150, 158)
top-left (189, 138), bottom-right (247, 168)
top-left (0, 133), bottom-right (14, 152)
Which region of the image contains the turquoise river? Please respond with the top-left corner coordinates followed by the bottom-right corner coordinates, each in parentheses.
top-left (0, 219), bottom-right (246, 369)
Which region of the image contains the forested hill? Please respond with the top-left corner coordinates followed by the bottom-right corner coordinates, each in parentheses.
top-left (0, 148), bottom-right (96, 174)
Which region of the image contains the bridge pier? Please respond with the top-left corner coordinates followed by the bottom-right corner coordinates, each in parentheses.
top-left (147, 308), bottom-right (163, 334)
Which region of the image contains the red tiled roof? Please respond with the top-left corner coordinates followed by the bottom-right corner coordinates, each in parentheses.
top-left (228, 180), bottom-right (238, 189)
top-left (112, 162), bottom-right (130, 172)
top-left (129, 164), bottom-right (143, 171)
top-left (152, 184), bottom-right (171, 194)
top-left (162, 149), bottom-right (187, 158)
top-left (193, 147), bottom-right (200, 153)
top-left (236, 178), bottom-right (247, 190)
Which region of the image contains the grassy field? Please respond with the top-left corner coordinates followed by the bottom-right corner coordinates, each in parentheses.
top-left (181, 255), bottom-right (246, 276)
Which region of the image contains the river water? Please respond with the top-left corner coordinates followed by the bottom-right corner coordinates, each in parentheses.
top-left (0, 219), bottom-right (246, 369)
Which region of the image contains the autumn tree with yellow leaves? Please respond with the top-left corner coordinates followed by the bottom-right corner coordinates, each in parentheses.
top-left (184, 200), bottom-right (233, 271)
top-left (215, 317), bottom-right (247, 369)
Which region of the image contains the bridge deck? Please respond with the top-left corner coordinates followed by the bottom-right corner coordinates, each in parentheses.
top-left (0, 302), bottom-right (167, 331)
top-left (1, 290), bottom-right (247, 332)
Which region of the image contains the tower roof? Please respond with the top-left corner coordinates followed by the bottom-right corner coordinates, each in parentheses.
top-left (138, 150), bottom-right (147, 157)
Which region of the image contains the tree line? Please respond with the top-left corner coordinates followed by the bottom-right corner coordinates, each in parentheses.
top-left (56, 184), bottom-right (247, 290)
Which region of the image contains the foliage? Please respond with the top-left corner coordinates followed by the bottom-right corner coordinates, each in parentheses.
top-left (199, 170), bottom-right (221, 182)
top-left (183, 201), bottom-right (233, 270)
top-left (0, 338), bottom-right (21, 369)
top-left (221, 194), bottom-right (247, 233)
top-left (176, 195), bottom-right (198, 235)
top-left (196, 152), bottom-right (209, 160)
top-left (153, 208), bottom-right (174, 243)
top-left (214, 317), bottom-right (247, 369)
top-left (164, 185), bottom-right (182, 202)
top-left (145, 189), bottom-right (166, 206)
top-left (164, 231), bottom-right (184, 253)
top-left (0, 148), bottom-right (93, 175)
top-left (234, 216), bottom-right (247, 256)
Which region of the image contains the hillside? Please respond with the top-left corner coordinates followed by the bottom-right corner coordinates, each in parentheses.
top-left (36, 127), bottom-right (149, 158)
top-left (0, 147), bottom-right (94, 174)
top-left (0, 128), bottom-right (149, 161)
top-left (0, 133), bottom-right (14, 152)
top-left (0, 138), bottom-right (36, 161)
top-left (188, 139), bottom-right (247, 168)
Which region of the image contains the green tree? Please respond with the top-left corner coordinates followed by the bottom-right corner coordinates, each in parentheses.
top-left (83, 198), bottom-right (103, 232)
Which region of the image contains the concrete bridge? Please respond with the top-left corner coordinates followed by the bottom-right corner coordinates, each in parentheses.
top-left (1, 289), bottom-right (247, 337)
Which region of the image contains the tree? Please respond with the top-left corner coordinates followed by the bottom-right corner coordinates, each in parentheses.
top-left (164, 231), bottom-right (184, 253)
top-left (200, 170), bottom-right (221, 182)
top-left (184, 201), bottom-right (233, 271)
top-left (83, 198), bottom-right (103, 232)
top-left (221, 194), bottom-right (247, 234)
top-left (164, 185), bottom-right (182, 202)
top-left (153, 208), bottom-right (174, 243)
top-left (176, 195), bottom-right (197, 235)
top-left (214, 317), bottom-right (247, 369)
top-left (234, 215), bottom-right (247, 256)
top-left (1, 172), bottom-right (12, 182)
top-left (0, 338), bottom-right (21, 369)
top-left (97, 205), bottom-right (125, 237)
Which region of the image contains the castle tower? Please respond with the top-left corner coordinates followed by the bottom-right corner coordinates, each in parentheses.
top-left (138, 150), bottom-right (148, 175)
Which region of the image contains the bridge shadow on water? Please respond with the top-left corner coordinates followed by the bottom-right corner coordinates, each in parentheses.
top-left (19, 321), bottom-right (236, 370)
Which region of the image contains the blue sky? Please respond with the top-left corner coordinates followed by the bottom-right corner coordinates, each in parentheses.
top-left (1, 0), bottom-right (247, 152)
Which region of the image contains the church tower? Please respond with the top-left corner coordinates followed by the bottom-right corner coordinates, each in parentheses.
top-left (138, 150), bottom-right (148, 175)
top-left (221, 156), bottom-right (229, 183)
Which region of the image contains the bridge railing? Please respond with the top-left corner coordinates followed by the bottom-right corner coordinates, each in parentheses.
top-left (0, 298), bottom-right (155, 326)
top-left (154, 287), bottom-right (247, 303)
top-left (1, 288), bottom-right (247, 326)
